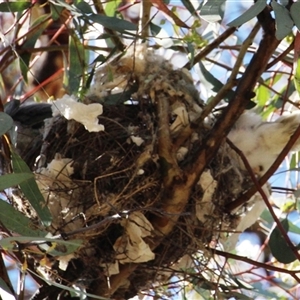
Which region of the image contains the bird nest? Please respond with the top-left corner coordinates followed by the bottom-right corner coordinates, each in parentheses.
top-left (13, 48), bottom-right (253, 298)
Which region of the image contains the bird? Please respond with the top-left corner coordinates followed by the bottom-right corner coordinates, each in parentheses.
top-left (228, 111), bottom-right (300, 175)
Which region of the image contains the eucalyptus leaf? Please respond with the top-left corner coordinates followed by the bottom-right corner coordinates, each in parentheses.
top-left (293, 56), bottom-right (300, 97)
top-left (11, 150), bottom-right (52, 226)
top-left (50, 2), bottom-right (65, 21)
top-left (181, 0), bottom-right (198, 16)
top-left (89, 14), bottom-right (137, 32)
top-left (291, 2), bottom-right (300, 32)
top-left (150, 23), bottom-right (161, 36)
top-left (0, 112), bottom-right (13, 136)
top-left (19, 53), bottom-right (31, 83)
top-left (271, 1), bottom-right (294, 40)
top-left (199, 0), bottom-right (226, 23)
top-left (68, 34), bottom-right (85, 94)
top-left (28, 269), bottom-right (108, 299)
top-left (269, 218), bottom-right (300, 264)
top-left (0, 278), bottom-right (13, 297)
top-left (198, 61), bottom-right (234, 101)
top-left (104, 0), bottom-right (121, 17)
top-left (0, 2), bottom-right (31, 12)
top-left (0, 173), bottom-right (33, 191)
top-left (20, 15), bottom-right (49, 82)
top-left (0, 236), bottom-right (82, 256)
top-left (74, 1), bottom-right (93, 14)
top-left (219, 292), bottom-right (253, 300)
top-left (0, 201), bottom-right (46, 237)
top-left (227, 0), bottom-right (267, 27)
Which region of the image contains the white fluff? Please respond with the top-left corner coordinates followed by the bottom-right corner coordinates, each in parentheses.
top-left (51, 94), bottom-right (104, 132)
top-left (228, 111), bottom-right (300, 175)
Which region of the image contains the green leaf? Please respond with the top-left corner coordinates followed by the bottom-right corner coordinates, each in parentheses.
top-left (150, 22), bottom-right (161, 36)
top-left (291, 1), bottom-right (300, 32)
top-left (199, 61), bottom-right (223, 92)
top-left (269, 218), bottom-right (300, 264)
top-left (68, 34), bottom-right (85, 94)
top-left (271, 1), bottom-right (294, 40)
top-left (0, 173), bottom-right (34, 191)
top-left (0, 1), bottom-right (31, 12)
top-left (28, 269), bottom-right (108, 299)
top-left (286, 217), bottom-right (300, 235)
top-left (0, 236), bottom-right (82, 256)
top-left (219, 292), bottom-right (253, 300)
top-left (50, 2), bottom-right (65, 21)
top-left (0, 112), bottom-right (13, 136)
top-left (198, 61), bottom-right (235, 101)
top-left (19, 52), bottom-right (31, 83)
top-left (104, 0), bottom-right (121, 17)
top-left (290, 152), bottom-right (297, 169)
top-left (0, 201), bottom-right (46, 237)
top-left (11, 150), bottom-right (52, 226)
top-left (256, 82), bottom-right (271, 107)
top-left (227, 0), bottom-right (267, 27)
top-left (294, 56), bottom-right (300, 96)
top-left (74, 0), bottom-right (93, 14)
top-left (20, 15), bottom-right (49, 82)
top-left (23, 15), bottom-right (49, 48)
top-left (181, 0), bottom-right (198, 16)
top-left (88, 14), bottom-right (137, 32)
top-left (0, 278), bottom-right (13, 297)
top-left (199, 0), bottom-right (226, 23)
top-left (187, 42), bottom-right (195, 68)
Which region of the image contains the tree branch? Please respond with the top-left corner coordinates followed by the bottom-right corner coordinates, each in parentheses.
top-left (184, 27), bottom-right (236, 70)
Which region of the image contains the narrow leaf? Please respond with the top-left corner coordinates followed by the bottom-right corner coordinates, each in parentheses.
top-left (68, 34), bottom-right (85, 94)
top-left (50, 2), bottom-right (65, 21)
top-left (0, 278), bottom-right (14, 297)
top-left (199, 0), bottom-right (226, 23)
top-left (0, 236), bottom-right (82, 257)
top-left (28, 270), bottom-right (107, 299)
top-left (0, 201), bottom-right (46, 237)
top-left (19, 53), bottom-right (31, 83)
top-left (23, 15), bottom-right (49, 48)
top-left (227, 0), bottom-right (267, 27)
top-left (294, 56), bottom-right (300, 96)
top-left (0, 173), bottom-right (33, 191)
top-left (0, 112), bottom-right (13, 136)
top-left (89, 14), bottom-right (137, 32)
top-left (198, 61), bottom-right (234, 101)
top-left (291, 1), bottom-right (300, 32)
top-left (271, 1), bottom-right (294, 40)
top-left (294, 31), bottom-right (300, 96)
top-left (74, 1), bottom-right (93, 14)
top-left (11, 150), bottom-right (52, 226)
top-left (20, 15), bottom-right (49, 82)
top-left (0, 2), bottom-right (31, 12)
top-left (181, 0), bottom-right (198, 16)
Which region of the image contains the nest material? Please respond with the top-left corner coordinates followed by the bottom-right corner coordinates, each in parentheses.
top-left (13, 48), bottom-right (252, 297)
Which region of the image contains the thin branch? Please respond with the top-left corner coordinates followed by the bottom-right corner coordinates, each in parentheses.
top-left (141, 0), bottom-right (152, 40)
top-left (183, 26), bottom-right (236, 70)
top-left (199, 22), bottom-right (261, 121)
top-left (191, 11), bottom-right (280, 182)
top-left (211, 248), bottom-right (300, 280)
top-left (266, 39), bottom-right (294, 69)
top-left (227, 139), bottom-right (300, 263)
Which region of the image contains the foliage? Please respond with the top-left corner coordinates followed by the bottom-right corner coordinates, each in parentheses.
top-left (0, 0), bottom-right (300, 299)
